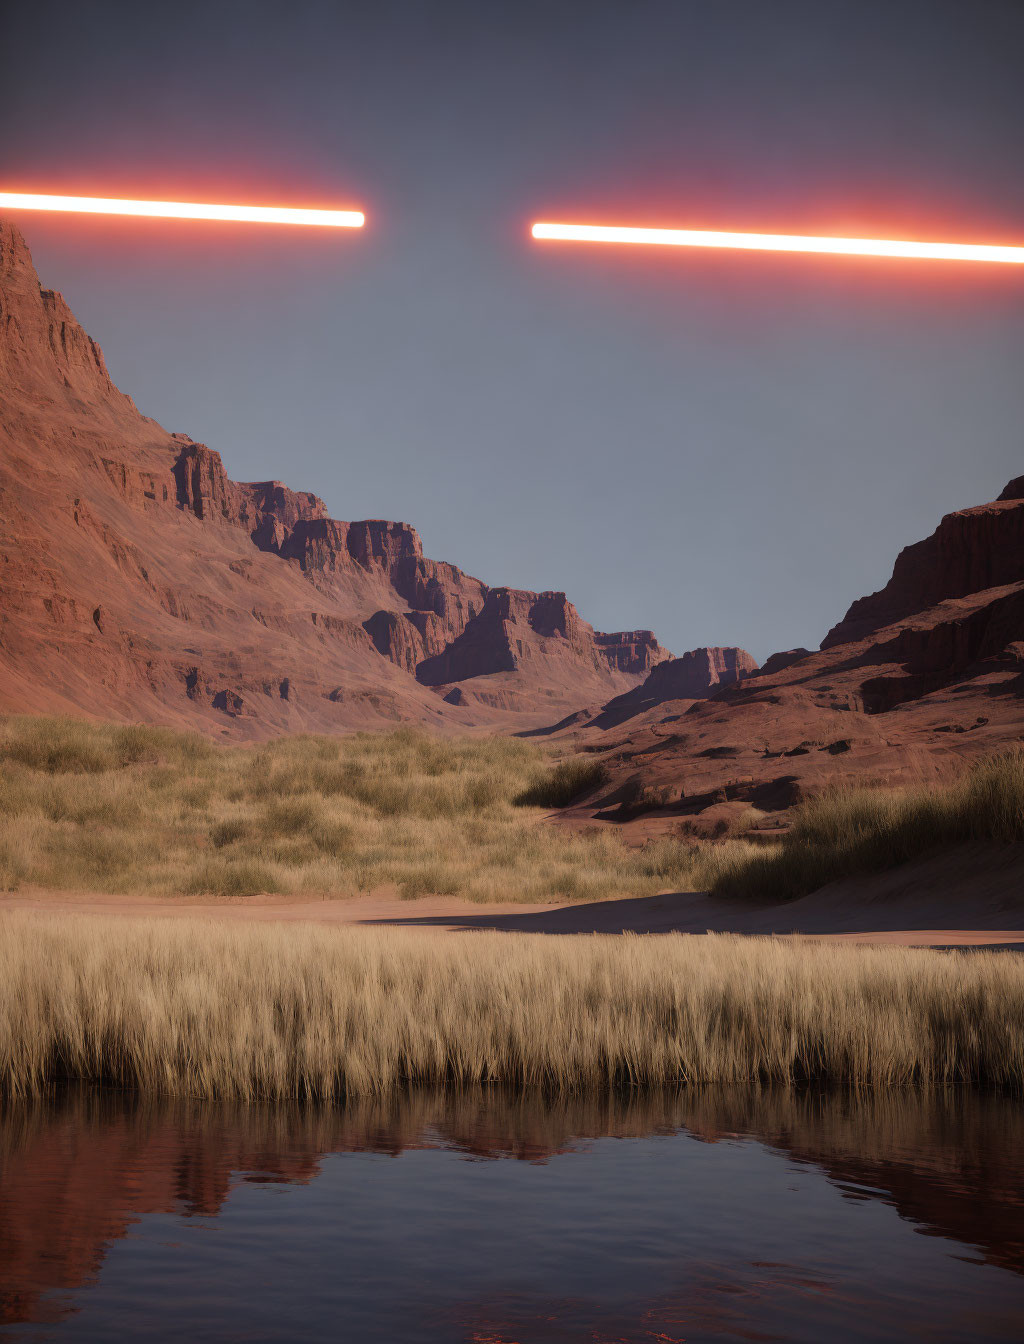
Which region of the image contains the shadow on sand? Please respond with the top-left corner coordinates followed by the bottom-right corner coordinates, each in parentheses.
top-left (356, 891), bottom-right (745, 935)
top-left (356, 887), bottom-right (1024, 947)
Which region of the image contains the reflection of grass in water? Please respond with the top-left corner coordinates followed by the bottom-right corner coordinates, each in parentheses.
top-left (708, 749), bottom-right (1024, 901)
top-left (7, 1081), bottom-right (1019, 1175)
top-left (0, 716), bottom-right (693, 902)
top-left (3, 912), bottom-right (1022, 1097)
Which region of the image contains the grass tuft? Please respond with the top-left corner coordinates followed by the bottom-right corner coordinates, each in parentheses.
top-left (514, 758), bottom-right (608, 808)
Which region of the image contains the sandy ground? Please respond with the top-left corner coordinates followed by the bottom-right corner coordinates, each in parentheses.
top-left (3, 844), bottom-right (1023, 948)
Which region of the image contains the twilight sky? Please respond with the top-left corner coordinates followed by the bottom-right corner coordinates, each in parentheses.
top-left (1, 0), bottom-right (1021, 661)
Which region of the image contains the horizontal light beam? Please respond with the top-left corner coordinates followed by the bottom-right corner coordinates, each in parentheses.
top-left (531, 221), bottom-right (1024, 265)
top-left (0, 192), bottom-right (364, 228)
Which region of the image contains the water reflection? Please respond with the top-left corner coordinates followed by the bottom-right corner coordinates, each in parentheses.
top-left (1, 1086), bottom-right (1022, 1338)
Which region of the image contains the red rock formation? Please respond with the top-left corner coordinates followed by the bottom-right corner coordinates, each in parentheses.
top-left (415, 587), bottom-right (648, 687)
top-left (551, 480), bottom-right (1024, 828)
top-left (595, 629), bottom-right (669, 674)
top-left (0, 219), bottom-right (668, 735)
top-left (822, 496), bottom-right (1024, 648)
top-left (1, 217), bottom-right (137, 417)
top-left (755, 648), bottom-right (812, 677)
top-left (173, 440), bottom-right (249, 522)
top-left (643, 646), bottom-right (758, 699)
top-left (362, 609), bottom-right (427, 674)
top-left (585, 645), bottom-right (758, 729)
top-left (244, 479), bottom-right (329, 529)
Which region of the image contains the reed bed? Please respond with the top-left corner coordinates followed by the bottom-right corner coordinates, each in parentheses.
top-left (2, 912), bottom-right (1021, 1098)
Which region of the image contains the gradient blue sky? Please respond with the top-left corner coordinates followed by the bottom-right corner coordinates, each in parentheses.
top-left (2, 0), bottom-right (1021, 661)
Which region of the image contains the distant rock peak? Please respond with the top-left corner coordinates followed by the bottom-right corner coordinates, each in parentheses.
top-left (1, 219), bottom-right (138, 416)
top-left (595, 629), bottom-right (670, 675)
top-left (640, 646), bottom-right (759, 699)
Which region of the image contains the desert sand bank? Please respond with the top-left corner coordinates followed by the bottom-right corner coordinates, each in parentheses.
top-left (4, 843), bottom-right (1023, 949)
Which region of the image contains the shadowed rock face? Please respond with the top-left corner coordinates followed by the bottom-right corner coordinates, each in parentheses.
top-left (0, 218), bottom-right (669, 736)
top-left (756, 647), bottom-right (812, 677)
top-left (641, 646), bottom-right (758, 698)
top-left (414, 588), bottom-right (669, 687)
top-left (587, 646), bottom-right (759, 729)
top-left (821, 496), bottom-right (1024, 649)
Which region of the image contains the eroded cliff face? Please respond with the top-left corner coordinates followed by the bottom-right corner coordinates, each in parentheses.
top-left (822, 497), bottom-right (1024, 648)
top-left (589, 645), bottom-right (759, 728)
top-left (536, 479), bottom-right (1024, 828)
top-left (595, 629), bottom-right (668, 675)
top-left (414, 587), bottom-right (666, 687)
top-left (0, 219), bottom-right (669, 735)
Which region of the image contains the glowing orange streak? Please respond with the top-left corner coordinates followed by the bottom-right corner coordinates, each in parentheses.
top-left (531, 221), bottom-right (1024, 265)
top-left (0, 192), bottom-right (364, 228)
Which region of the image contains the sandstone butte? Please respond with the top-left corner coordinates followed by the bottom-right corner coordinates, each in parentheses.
top-left (1, 215), bottom-right (1022, 821)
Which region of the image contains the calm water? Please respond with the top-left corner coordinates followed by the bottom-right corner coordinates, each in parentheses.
top-left (1, 1086), bottom-right (1023, 1342)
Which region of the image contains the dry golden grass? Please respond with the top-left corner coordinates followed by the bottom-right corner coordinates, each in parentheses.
top-left (0, 716), bottom-right (695, 902)
top-left (2, 912), bottom-right (1021, 1097)
top-left (710, 749), bottom-right (1024, 901)
top-left (3, 716), bottom-right (1021, 906)
top-left (513, 757), bottom-right (609, 807)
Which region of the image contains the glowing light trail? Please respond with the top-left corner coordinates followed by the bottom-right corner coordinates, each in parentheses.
top-left (0, 192), bottom-right (364, 229)
top-left (531, 221), bottom-right (1024, 265)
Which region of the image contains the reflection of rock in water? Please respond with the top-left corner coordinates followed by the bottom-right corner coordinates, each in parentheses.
top-left (679, 1087), bottom-right (1024, 1278)
top-left (1, 1086), bottom-right (1022, 1325)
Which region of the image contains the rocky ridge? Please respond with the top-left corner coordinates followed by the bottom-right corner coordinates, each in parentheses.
top-left (0, 218), bottom-right (676, 735)
top-left (2, 215), bottom-right (1019, 795)
top-left (544, 479), bottom-right (1024, 827)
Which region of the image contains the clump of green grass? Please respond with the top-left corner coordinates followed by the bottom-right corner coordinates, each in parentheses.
top-left (0, 716), bottom-right (679, 902)
top-left (514, 758), bottom-right (608, 808)
top-left (707, 749), bottom-right (1024, 902)
top-left (3, 912), bottom-right (1022, 1098)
